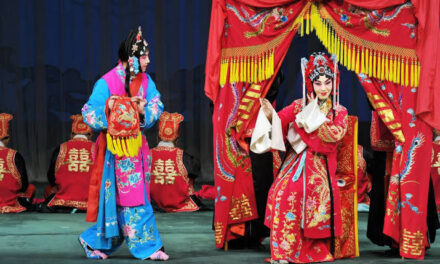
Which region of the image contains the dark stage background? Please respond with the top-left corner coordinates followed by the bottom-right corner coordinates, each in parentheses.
top-left (0, 0), bottom-right (371, 183)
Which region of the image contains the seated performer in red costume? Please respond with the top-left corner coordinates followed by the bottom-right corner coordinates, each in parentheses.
top-left (260, 52), bottom-right (352, 263)
top-left (150, 112), bottom-right (205, 212)
top-left (41, 114), bottom-right (94, 212)
top-left (0, 113), bottom-right (35, 213)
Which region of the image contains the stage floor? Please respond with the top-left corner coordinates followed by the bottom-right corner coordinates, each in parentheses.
top-left (0, 211), bottom-right (439, 263)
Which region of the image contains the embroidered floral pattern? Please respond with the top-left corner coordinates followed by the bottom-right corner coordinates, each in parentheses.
top-left (82, 104), bottom-right (106, 130)
top-left (118, 207), bottom-right (156, 250)
top-left (104, 179), bottom-right (112, 203)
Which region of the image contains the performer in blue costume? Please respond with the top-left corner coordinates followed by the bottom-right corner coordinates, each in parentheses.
top-left (78, 27), bottom-right (168, 261)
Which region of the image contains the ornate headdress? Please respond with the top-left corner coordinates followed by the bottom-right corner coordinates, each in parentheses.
top-left (158, 112), bottom-right (184, 142)
top-left (127, 26), bottom-right (149, 76)
top-left (71, 114), bottom-right (92, 135)
top-left (301, 52), bottom-right (340, 109)
top-left (0, 113), bottom-right (12, 140)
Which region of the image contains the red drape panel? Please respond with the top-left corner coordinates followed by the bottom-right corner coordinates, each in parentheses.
top-left (210, 0), bottom-right (308, 248)
top-left (358, 74), bottom-right (433, 260)
top-left (411, 0), bottom-right (440, 131)
top-left (204, 0), bottom-right (226, 102)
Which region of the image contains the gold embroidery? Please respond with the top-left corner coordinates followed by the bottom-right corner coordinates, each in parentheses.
top-left (65, 148), bottom-right (93, 172)
top-left (401, 229), bottom-right (424, 256)
top-left (48, 198), bottom-right (88, 210)
top-left (370, 113), bottom-right (394, 150)
top-left (0, 200), bottom-right (25, 213)
top-left (317, 108), bottom-right (348, 143)
top-left (214, 222), bottom-right (224, 246)
top-left (306, 154), bottom-right (331, 228)
top-left (55, 144), bottom-right (67, 174)
top-left (0, 157), bottom-right (10, 181)
top-left (4, 149), bottom-right (21, 186)
top-left (152, 158), bottom-right (178, 185)
top-left (229, 194), bottom-right (253, 220)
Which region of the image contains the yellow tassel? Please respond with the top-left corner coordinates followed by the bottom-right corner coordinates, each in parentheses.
top-left (269, 51), bottom-right (273, 77)
top-left (241, 58), bottom-right (245, 83)
top-left (265, 53), bottom-right (270, 80)
top-left (126, 137), bottom-right (132, 157)
top-left (231, 58), bottom-right (235, 83)
top-left (379, 54), bottom-right (384, 80)
top-left (111, 138), bottom-right (118, 155)
top-left (389, 55), bottom-right (394, 82)
top-left (301, 15), bottom-right (305, 37)
top-left (246, 57), bottom-right (250, 83)
top-left (405, 58), bottom-right (409, 87)
top-left (263, 53), bottom-right (267, 80)
top-left (352, 44), bottom-right (356, 72)
top-left (367, 49), bottom-right (371, 76)
top-left (106, 133), bottom-right (114, 154)
top-left (410, 59), bottom-right (415, 87)
top-left (234, 58), bottom-right (238, 83)
top-left (394, 56), bottom-right (398, 83)
top-left (416, 61), bottom-right (420, 87)
top-left (254, 57), bottom-right (258, 83)
top-left (372, 51), bottom-right (377, 78)
top-left (326, 22), bottom-right (330, 51)
top-left (305, 14), bottom-right (309, 35)
top-left (387, 55), bottom-right (390, 81)
top-left (130, 137), bottom-right (136, 157)
top-left (344, 40), bottom-right (348, 68)
top-left (401, 57), bottom-right (405, 86)
top-left (250, 58), bottom-right (254, 83)
top-left (118, 138), bottom-right (125, 157)
top-left (355, 47), bottom-right (360, 74)
top-left (113, 138), bottom-right (120, 157)
top-left (331, 30), bottom-right (335, 55)
top-left (229, 59), bottom-right (235, 83)
top-left (361, 47), bottom-right (365, 74)
top-left (244, 58), bottom-right (248, 83)
top-left (257, 57), bottom-right (261, 83)
top-left (377, 53), bottom-right (382, 80)
top-left (308, 11), bottom-right (312, 35)
top-left (335, 35), bottom-right (342, 63)
top-left (121, 139), bottom-right (129, 157)
top-left (396, 57), bottom-right (401, 85)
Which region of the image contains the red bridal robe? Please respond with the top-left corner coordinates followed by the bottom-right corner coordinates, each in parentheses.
top-left (265, 99), bottom-right (348, 263)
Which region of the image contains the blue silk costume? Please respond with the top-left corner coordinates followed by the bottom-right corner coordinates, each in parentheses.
top-left (79, 64), bottom-right (164, 259)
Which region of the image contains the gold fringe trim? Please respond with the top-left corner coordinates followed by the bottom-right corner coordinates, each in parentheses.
top-left (219, 2), bottom-right (312, 86)
top-left (298, 3), bottom-right (420, 87)
top-left (106, 131), bottom-right (142, 158)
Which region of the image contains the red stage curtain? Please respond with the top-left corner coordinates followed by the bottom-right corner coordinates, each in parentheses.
top-left (358, 74), bottom-right (433, 259)
top-left (209, 0), bottom-right (309, 248)
top-left (205, 0), bottom-right (436, 257)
